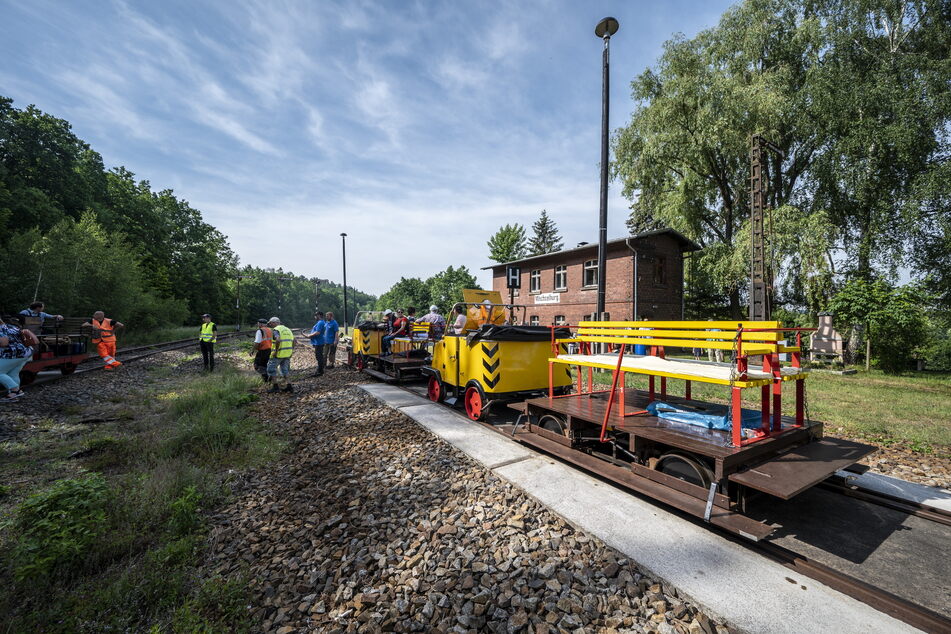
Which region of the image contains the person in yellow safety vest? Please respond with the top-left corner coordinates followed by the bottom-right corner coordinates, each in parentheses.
top-left (266, 316), bottom-right (296, 393)
top-left (82, 311), bottom-right (124, 370)
top-left (198, 313), bottom-right (217, 372)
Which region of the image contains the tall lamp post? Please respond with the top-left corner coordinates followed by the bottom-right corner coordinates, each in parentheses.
top-left (340, 232), bottom-right (349, 334)
top-left (595, 16), bottom-right (618, 321)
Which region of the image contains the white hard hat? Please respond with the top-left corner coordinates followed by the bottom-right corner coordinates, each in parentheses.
top-left (429, 305), bottom-right (438, 312)
top-left (383, 309), bottom-right (393, 315)
top-left (268, 316), bottom-right (280, 324)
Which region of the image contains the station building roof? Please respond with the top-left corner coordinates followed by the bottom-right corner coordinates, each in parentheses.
top-left (481, 228), bottom-right (702, 271)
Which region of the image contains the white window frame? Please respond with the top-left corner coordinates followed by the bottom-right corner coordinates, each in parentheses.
top-left (530, 269), bottom-right (541, 293)
top-left (583, 260), bottom-right (598, 288)
top-left (554, 314), bottom-right (567, 326)
top-left (554, 265), bottom-right (567, 291)
top-left (529, 315), bottom-right (539, 326)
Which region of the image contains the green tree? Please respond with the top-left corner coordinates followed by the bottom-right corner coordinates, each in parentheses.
top-left (826, 278), bottom-right (930, 373)
top-left (426, 266), bottom-right (479, 311)
top-left (376, 277), bottom-right (431, 313)
top-left (527, 210), bottom-right (563, 256)
top-left (487, 223), bottom-right (526, 263)
top-left (613, 0), bottom-right (950, 316)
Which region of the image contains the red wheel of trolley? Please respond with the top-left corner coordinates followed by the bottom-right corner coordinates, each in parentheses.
top-left (464, 385), bottom-right (485, 421)
top-left (60, 363), bottom-right (78, 376)
top-left (427, 376), bottom-right (444, 403)
top-left (355, 353), bottom-right (366, 371)
top-left (19, 370), bottom-right (37, 385)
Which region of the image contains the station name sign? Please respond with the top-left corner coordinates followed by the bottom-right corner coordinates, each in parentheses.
top-left (534, 292), bottom-right (560, 305)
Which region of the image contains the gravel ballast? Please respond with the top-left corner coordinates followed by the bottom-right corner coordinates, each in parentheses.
top-left (207, 366), bottom-right (731, 634)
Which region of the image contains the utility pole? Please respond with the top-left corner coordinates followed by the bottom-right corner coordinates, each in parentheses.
top-left (749, 134), bottom-right (783, 321)
top-left (340, 233), bottom-right (349, 334)
top-left (235, 274), bottom-right (252, 331)
top-left (595, 17), bottom-right (619, 321)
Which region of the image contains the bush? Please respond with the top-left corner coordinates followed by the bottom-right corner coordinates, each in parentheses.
top-left (7, 474), bottom-right (112, 581)
top-left (168, 485), bottom-right (203, 537)
top-left (921, 332), bottom-right (951, 371)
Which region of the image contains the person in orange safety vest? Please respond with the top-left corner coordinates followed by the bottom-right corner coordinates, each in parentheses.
top-left (82, 311), bottom-right (124, 370)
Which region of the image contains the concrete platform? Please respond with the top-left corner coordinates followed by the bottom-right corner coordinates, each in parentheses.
top-left (359, 384), bottom-right (920, 634)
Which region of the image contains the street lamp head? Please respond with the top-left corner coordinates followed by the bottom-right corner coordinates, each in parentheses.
top-left (340, 232), bottom-right (347, 237)
top-left (595, 17), bottom-right (619, 39)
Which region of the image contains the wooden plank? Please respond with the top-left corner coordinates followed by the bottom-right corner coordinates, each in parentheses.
top-left (577, 327), bottom-right (781, 342)
top-left (630, 462), bottom-right (732, 508)
top-left (728, 437), bottom-right (877, 500)
top-left (547, 358), bottom-right (772, 387)
top-left (569, 337), bottom-right (776, 353)
top-left (578, 320), bottom-right (781, 330)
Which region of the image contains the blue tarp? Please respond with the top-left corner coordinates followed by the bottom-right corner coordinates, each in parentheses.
top-left (647, 401), bottom-right (763, 432)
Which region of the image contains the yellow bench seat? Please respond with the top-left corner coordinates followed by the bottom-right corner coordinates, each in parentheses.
top-left (549, 353), bottom-right (807, 388)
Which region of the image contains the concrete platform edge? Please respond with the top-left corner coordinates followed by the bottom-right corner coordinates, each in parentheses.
top-left (358, 384), bottom-right (920, 634)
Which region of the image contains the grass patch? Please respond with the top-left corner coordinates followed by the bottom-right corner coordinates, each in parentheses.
top-left (584, 366), bottom-right (951, 455)
top-left (0, 366), bottom-right (282, 631)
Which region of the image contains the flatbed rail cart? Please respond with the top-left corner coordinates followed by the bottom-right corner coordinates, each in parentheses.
top-left (347, 311), bottom-right (432, 383)
top-left (510, 319), bottom-right (876, 540)
top-left (8, 316), bottom-right (91, 384)
top-left (422, 290), bottom-right (573, 421)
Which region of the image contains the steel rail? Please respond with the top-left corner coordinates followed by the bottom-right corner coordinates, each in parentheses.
top-left (819, 478), bottom-right (951, 528)
top-left (749, 539), bottom-right (951, 633)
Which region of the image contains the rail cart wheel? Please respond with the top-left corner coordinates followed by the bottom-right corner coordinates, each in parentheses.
top-left (60, 363), bottom-right (77, 376)
top-left (538, 414), bottom-right (568, 436)
top-left (19, 370), bottom-right (37, 386)
top-left (655, 452), bottom-right (714, 489)
top-left (427, 376), bottom-right (445, 403)
top-left (464, 386), bottom-right (485, 421)
top-left (355, 353), bottom-right (366, 371)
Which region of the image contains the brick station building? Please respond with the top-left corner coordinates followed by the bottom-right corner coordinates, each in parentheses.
top-left (485, 229), bottom-right (701, 326)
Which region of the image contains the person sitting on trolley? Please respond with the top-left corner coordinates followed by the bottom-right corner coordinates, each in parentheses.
top-left (416, 305), bottom-right (446, 340)
top-left (451, 305), bottom-right (467, 335)
top-left (381, 309), bottom-right (408, 356)
top-left (19, 301), bottom-right (63, 335)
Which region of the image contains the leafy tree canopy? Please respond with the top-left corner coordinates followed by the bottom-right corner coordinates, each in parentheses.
top-left (487, 223), bottom-right (527, 263)
top-left (527, 210), bottom-right (563, 256)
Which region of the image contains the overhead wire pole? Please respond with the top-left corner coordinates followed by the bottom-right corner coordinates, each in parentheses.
top-left (595, 17), bottom-right (619, 321)
top-left (340, 232), bottom-right (348, 335)
top-left (749, 134), bottom-right (784, 321)
top-left (235, 274), bottom-right (252, 331)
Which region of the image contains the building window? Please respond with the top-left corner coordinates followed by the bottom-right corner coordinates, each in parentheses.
top-left (583, 260), bottom-right (598, 287)
top-left (529, 315), bottom-right (539, 326)
top-left (653, 256), bottom-right (667, 286)
top-left (554, 315), bottom-right (567, 326)
top-left (554, 265), bottom-right (567, 291)
top-left (530, 269), bottom-right (541, 293)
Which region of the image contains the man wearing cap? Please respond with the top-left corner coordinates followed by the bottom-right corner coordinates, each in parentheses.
top-left (267, 317), bottom-right (296, 393)
top-left (198, 313), bottom-right (217, 372)
top-left (250, 318), bottom-right (273, 381)
top-left (415, 305), bottom-right (446, 340)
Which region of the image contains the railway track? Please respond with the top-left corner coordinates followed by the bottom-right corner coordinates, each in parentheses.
top-left (29, 330), bottom-right (256, 385)
top-left (396, 379), bottom-right (951, 633)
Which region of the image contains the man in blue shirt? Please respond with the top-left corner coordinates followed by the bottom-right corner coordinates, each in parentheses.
top-left (19, 301), bottom-right (63, 334)
top-left (324, 311), bottom-right (340, 368)
top-left (303, 311), bottom-right (327, 377)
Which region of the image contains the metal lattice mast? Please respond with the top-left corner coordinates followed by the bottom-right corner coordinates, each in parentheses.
top-left (749, 135), bottom-right (783, 321)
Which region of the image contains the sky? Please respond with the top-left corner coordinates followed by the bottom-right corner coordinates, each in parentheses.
top-left (0, 0), bottom-right (735, 296)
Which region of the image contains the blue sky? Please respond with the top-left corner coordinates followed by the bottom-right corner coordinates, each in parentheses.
top-left (1, 0), bottom-right (734, 296)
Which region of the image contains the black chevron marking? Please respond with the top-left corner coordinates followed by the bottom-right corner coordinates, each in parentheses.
top-left (483, 358), bottom-right (500, 373)
top-left (565, 368), bottom-right (572, 378)
top-left (482, 343), bottom-right (499, 358)
top-left (483, 373), bottom-right (501, 388)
